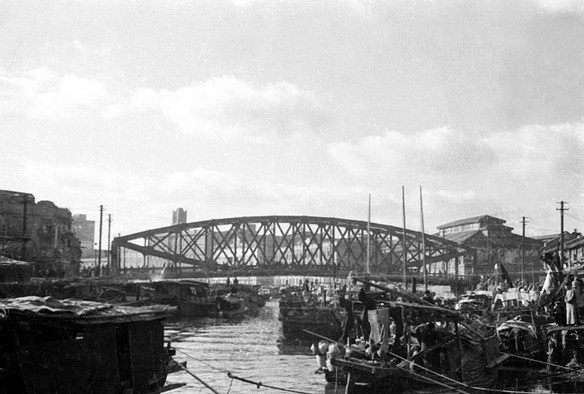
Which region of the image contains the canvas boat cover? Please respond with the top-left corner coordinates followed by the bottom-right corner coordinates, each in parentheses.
top-left (0, 296), bottom-right (175, 323)
top-left (0, 257), bottom-right (32, 282)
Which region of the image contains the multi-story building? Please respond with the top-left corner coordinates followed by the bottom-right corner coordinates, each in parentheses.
top-left (72, 214), bottom-right (95, 251)
top-left (434, 215), bottom-right (543, 282)
top-left (540, 229), bottom-right (582, 269)
top-left (566, 233), bottom-right (584, 266)
top-left (0, 189), bottom-right (82, 275)
top-left (172, 208), bottom-right (187, 225)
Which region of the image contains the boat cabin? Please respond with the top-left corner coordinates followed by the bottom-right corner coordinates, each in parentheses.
top-left (0, 296), bottom-right (178, 394)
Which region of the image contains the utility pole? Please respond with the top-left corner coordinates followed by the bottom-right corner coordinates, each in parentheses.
top-left (21, 195), bottom-right (28, 260)
top-left (98, 205), bottom-right (103, 276)
top-left (107, 214), bottom-right (112, 275)
top-left (520, 217), bottom-right (530, 284)
top-left (557, 201), bottom-right (568, 269)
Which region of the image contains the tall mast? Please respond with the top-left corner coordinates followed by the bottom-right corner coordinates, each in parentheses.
top-left (366, 193), bottom-right (371, 274)
top-left (420, 185), bottom-right (427, 290)
top-left (402, 186), bottom-right (407, 290)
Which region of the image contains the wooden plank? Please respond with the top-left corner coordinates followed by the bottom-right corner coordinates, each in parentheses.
top-left (485, 354), bottom-right (511, 369)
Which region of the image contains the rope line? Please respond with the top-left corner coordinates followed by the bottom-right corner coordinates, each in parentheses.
top-left (227, 372), bottom-right (314, 394)
top-left (175, 348), bottom-right (316, 393)
top-left (177, 363), bottom-right (221, 394)
top-left (175, 348), bottom-right (230, 374)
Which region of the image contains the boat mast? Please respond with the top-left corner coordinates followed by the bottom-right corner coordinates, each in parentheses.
top-left (420, 185), bottom-right (427, 291)
top-left (402, 186), bottom-right (407, 290)
top-left (366, 193), bottom-right (371, 275)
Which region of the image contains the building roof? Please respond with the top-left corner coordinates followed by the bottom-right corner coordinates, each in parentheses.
top-left (542, 232), bottom-right (581, 253)
top-left (567, 235), bottom-right (584, 249)
top-left (532, 234), bottom-right (559, 241)
top-left (437, 215), bottom-right (506, 230)
top-left (440, 229), bottom-right (483, 244)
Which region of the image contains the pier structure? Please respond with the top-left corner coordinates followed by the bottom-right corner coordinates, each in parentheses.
top-left (111, 215), bottom-right (475, 288)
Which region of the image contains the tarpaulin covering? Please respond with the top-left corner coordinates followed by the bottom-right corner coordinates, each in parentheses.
top-left (0, 257), bottom-right (32, 282)
top-left (0, 296), bottom-right (175, 322)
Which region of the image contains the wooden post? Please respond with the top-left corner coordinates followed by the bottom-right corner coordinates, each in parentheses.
top-left (455, 322), bottom-right (465, 382)
top-left (345, 371), bottom-right (353, 394)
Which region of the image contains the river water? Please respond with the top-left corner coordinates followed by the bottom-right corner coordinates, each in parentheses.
top-left (165, 300), bottom-right (584, 394)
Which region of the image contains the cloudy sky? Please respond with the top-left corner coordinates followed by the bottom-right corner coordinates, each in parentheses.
top-left (2, 0), bottom-right (583, 241)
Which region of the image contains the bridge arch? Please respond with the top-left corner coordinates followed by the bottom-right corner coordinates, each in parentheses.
top-left (111, 215), bottom-right (473, 277)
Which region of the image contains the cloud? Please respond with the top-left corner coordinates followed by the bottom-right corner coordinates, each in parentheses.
top-left (0, 68), bottom-right (112, 121)
top-left (109, 76), bottom-right (330, 139)
top-left (328, 127), bottom-right (494, 181)
top-left (1, 69), bottom-right (329, 141)
top-left (28, 76), bottom-right (110, 120)
top-left (326, 123), bottom-right (584, 232)
top-left (531, 0), bottom-right (584, 14)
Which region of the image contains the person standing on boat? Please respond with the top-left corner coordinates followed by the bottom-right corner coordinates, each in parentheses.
top-left (422, 290), bottom-right (435, 304)
top-left (553, 300), bottom-right (566, 326)
top-left (357, 286), bottom-right (375, 342)
top-left (412, 322), bottom-right (441, 371)
top-left (546, 333), bottom-right (559, 372)
top-left (338, 293), bottom-right (355, 344)
top-left (565, 280), bottom-right (579, 326)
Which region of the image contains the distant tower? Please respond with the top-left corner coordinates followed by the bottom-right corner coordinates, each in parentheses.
top-left (172, 208), bottom-right (187, 225)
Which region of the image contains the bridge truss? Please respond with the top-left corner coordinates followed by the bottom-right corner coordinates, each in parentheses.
top-left (112, 215), bottom-right (474, 277)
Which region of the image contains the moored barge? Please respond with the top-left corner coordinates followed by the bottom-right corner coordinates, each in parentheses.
top-left (0, 296), bottom-right (183, 394)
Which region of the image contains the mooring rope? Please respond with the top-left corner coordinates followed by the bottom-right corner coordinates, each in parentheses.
top-left (175, 348), bottom-right (229, 374)
top-left (502, 352), bottom-right (573, 371)
top-left (177, 363), bottom-right (221, 394)
top-left (227, 372), bottom-right (315, 394)
top-left (175, 348), bottom-right (316, 393)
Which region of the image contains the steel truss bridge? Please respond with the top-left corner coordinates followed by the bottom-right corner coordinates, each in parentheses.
top-left (112, 215), bottom-right (475, 279)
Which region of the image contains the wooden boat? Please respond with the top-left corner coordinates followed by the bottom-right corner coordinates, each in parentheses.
top-left (278, 286), bottom-right (345, 343)
top-left (132, 280), bottom-right (264, 318)
top-left (318, 278), bottom-right (508, 393)
top-left (0, 296), bottom-right (183, 394)
top-left (210, 282), bottom-right (265, 317)
top-left (134, 279), bottom-right (217, 317)
top-left (495, 310), bottom-right (555, 365)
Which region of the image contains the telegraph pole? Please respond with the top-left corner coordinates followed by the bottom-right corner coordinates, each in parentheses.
top-left (98, 205), bottom-right (103, 276)
top-left (107, 214), bottom-right (112, 275)
top-left (557, 201), bottom-right (568, 269)
top-left (520, 216), bottom-right (530, 283)
top-left (21, 195), bottom-right (28, 260)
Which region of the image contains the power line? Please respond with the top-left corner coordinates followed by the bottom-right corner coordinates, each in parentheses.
top-left (565, 173), bottom-right (584, 204)
top-left (566, 212), bottom-right (584, 224)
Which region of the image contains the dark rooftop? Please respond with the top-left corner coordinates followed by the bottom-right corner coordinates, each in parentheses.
top-left (437, 215), bottom-right (506, 230)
